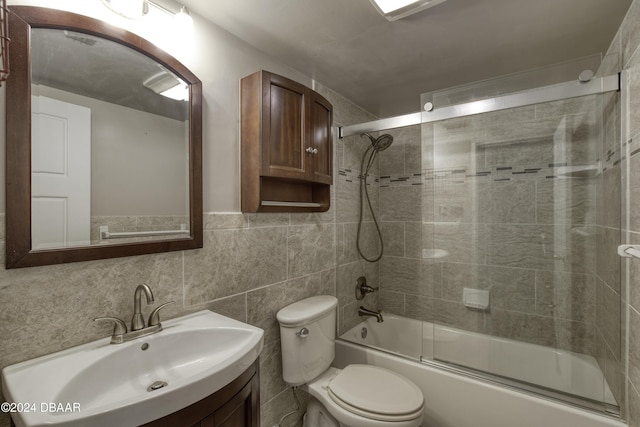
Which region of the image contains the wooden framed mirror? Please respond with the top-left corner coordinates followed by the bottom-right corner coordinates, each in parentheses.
top-left (5, 6), bottom-right (203, 268)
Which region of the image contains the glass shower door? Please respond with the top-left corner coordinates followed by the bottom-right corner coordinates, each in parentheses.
top-left (420, 90), bottom-right (619, 411)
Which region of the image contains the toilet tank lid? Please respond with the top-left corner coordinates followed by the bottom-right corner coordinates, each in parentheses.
top-left (277, 295), bottom-right (337, 327)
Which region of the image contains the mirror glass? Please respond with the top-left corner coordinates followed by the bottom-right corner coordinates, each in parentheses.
top-left (30, 28), bottom-right (190, 250)
top-left (6, 6), bottom-right (202, 269)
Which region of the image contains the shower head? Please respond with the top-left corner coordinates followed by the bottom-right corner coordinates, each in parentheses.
top-left (361, 133), bottom-right (394, 152)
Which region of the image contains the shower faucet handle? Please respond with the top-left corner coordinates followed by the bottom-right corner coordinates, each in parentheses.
top-left (355, 276), bottom-right (378, 300)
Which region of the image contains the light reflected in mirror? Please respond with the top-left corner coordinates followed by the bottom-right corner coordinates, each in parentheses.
top-left (30, 28), bottom-right (190, 250)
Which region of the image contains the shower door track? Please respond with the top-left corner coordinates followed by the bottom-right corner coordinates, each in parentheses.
top-left (339, 73), bottom-right (620, 138)
top-left (421, 357), bottom-right (621, 418)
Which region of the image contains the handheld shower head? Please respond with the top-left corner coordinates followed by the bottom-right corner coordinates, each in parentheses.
top-left (361, 133), bottom-right (394, 152)
top-left (373, 134), bottom-right (394, 151)
top-left (356, 132), bottom-right (394, 263)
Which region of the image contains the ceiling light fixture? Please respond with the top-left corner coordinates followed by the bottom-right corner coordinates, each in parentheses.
top-left (174, 6), bottom-right (193, 28)
top-left (101, 0), bottom-right (192, 27)
top-left (101, 0), bottom-right (147, 20)
top-left (369, 0), bottom-right (448, 21)
top-left (143, 70), bottom-right (189, 101)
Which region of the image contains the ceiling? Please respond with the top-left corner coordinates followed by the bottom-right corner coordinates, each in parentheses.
top-left (31, 28), bottom-right (188, 121)
top-left (181, 0), bottom-right (632, 117)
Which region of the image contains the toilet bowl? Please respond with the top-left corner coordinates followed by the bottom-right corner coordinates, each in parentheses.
top-left (304, 366), bottom-right (424, 427)
top-left (305, 397), bottom-right (341, 426)
top-left (277, 295), bottom-right (424, 427)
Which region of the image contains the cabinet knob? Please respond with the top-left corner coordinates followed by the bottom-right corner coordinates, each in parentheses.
top-left (305, 147), bottom-right (319, 155)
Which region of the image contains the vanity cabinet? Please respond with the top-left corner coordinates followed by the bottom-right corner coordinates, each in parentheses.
top-left (241, 70), bottom-right (333, 212)
top-left (141, 361), bottom-right (259, 427)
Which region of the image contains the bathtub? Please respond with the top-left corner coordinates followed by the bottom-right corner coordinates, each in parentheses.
top-left (335, 314), bottom-right (624, 427)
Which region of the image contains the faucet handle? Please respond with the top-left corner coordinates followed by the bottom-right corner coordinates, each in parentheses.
top-left (355, 276), bottom-right (379, 300)
top-left (94, 317), bottom-right (128, 343)
top-left (148, 301), bottom-right (176, 327)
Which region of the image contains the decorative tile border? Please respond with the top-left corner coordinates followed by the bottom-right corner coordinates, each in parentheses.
top-left (422, 163), bottom-right (588, 183)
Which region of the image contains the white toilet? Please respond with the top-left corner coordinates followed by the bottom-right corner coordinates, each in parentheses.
top-left (277, 295), bottom-right (424, 427)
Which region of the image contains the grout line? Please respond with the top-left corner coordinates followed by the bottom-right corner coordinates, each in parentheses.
top-left (533, 269), bottom-right (538, 314)
top-left (244, 292), bottom-right (248, 323)
top-left (261, 384), bottom-right (295, 407)
top-left (285, 222), bottom-right (290, 280)
top-left (181, 251), bottom-right (185, 309)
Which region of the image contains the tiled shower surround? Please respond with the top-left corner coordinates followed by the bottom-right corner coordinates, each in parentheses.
top-left (372, 0), bottom-right (640, 421)
top-left (379, 97), bottom-right (602, 358)
top-left (616, 0), bottom-right (640, 422)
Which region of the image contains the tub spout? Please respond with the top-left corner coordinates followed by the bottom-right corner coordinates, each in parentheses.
top-left (359, 306), bottom-right (383, 323)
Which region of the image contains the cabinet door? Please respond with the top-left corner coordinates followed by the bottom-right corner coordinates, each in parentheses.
top-left (214, 372), bottom-right (259, 427)
top-left (262, 72), bottom-right (309, 180)
top-left (308, 92), bottom-right (333, 184)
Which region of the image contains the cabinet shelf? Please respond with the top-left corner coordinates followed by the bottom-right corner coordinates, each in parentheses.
top-left (241, 70), bottom-right (333, 213)
top-left (261, 201), bottom-right (322, 208)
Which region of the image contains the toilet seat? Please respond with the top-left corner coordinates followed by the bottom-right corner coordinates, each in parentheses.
top-left (326, 365), bottom-right (424, 422)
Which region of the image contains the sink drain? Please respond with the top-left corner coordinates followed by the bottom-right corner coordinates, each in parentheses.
top-left (147, 381), bottom-right (168, 392)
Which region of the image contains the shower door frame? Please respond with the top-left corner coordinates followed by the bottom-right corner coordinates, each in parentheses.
top-left (339, 74), bottom-right (619, 138)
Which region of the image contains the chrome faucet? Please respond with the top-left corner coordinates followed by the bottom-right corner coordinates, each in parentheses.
top-left (94, 284), bottom-right (175, 344)
top-left (132, 284), bottom-right (154, 331)
top-left (358, 306), bottom-right (383, 323)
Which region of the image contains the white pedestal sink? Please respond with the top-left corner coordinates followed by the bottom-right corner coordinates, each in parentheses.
top-left (2, 310), bottom-right (264, 427)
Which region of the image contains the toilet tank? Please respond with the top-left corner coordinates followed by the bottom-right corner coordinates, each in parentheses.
top-left (277, 295), bottom-right (337, 386)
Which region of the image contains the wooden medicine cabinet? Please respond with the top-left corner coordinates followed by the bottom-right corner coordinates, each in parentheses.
top-left (241, 70), bottom-right (333, 212)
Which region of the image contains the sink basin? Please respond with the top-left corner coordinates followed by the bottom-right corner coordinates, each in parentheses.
top-left (2, 310), bottom-right (264, 427)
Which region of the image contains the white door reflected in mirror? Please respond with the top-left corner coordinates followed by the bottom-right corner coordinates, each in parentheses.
top-left (31, 96), bottom-right (91, 250)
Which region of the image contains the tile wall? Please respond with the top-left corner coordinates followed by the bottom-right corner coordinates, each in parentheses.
top-left (0, 83), bottom-right (379, 427)
top-left (375, 125), bottom-right (430, 316)
top-left (328, 83), bottom-right (382, 336)
top-left (596, 21), bottom-right (624, 414)
top-left (611, 0), bottom-right (640, 423)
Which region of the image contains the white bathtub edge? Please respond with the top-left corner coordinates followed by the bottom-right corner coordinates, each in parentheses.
top-left (334, 340), bottom-right (625, 427)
